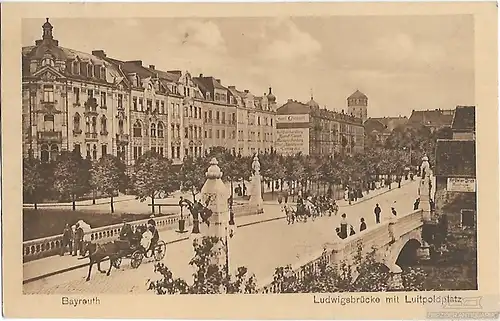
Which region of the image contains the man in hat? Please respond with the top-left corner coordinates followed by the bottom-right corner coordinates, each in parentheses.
top-left (374, 203), bottom-right (381, 224)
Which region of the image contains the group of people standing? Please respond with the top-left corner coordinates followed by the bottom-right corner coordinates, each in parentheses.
top-left (60, 220), bottom-right (92, 257)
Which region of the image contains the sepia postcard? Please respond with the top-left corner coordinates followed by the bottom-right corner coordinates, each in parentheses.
top-left (2, 2), bottom-right (499, 319)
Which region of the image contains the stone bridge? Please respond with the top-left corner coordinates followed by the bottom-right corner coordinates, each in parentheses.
top-left (259, 208), bottom-right (427, 293)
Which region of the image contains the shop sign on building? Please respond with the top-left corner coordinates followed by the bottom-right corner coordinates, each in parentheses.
top-left (447, 177), bottom-right (476, 192)
top-left (276, 114), bottom-right (310, 124)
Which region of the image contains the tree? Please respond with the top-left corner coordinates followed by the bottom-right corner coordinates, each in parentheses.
top-left (23, 156), bottom-right (44, 209)
top-left (179, 156), bottom-right (207, 202)
top-left (131, 150), bottom-right (177, 214)
top-left (147, 236), bottom-right (257, 294)
top-left (91, 154), bottom-right (127, 213)
top-left (53, 150), bottom-right (90, 211)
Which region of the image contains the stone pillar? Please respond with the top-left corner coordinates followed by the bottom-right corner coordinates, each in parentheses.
top-left (249, 154), bottom-right (264, 213)
top-left (199, 158), bottom-right (231, 269)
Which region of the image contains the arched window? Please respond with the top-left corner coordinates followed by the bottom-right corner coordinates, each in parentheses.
top-left (101, 116), bottom-right (107, 134)
top-left (150, 123), bottom-right (156, 137)
top-left (40, 144), bottom-right (49, 162)
top-left (91, 117), bottom-right (97, 133)
top-left (85, 116), bottom-right (90, 133)
top-left (133, 121), bottom-right (142, 137)
top-left (73, 113), bottom-right (81, 131)
top-left (50, 144), bottom-right (59, 162)
top-left (44, 114), bottom-right (54, 131)
top-left (157, 122), bottom-right (164, 138)
top-left (92, 144), bottom-right (97, 160)
top-left (42, 57), bottom-right (55, 67)
top-left (118, 119), bottom-right (124, 135)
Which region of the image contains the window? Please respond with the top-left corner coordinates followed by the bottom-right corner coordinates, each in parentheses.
top-left (184, 127), bottom-right (189, 139)
top-left (73, 87), bottom-right (80, 104)
top-left (74, 144), bottom-right (81, 156)
top-left (40, 144), bottom-right (49, 162)
top-left (139, 98), bottom-right (144, 111)
top-left (73, 113), bottom-right (81, 132)
top-left (216, 111), bottom-right (220, 123)
top-left (80, 62), bottom-right (88, 77)
top-left (204, 130), bottom-right (207, 138)
top-left (86, 144), bottom-right (91, 159)
top-left (176, 104), bottom-right (180, 118)
top-left (176, 147), bottom-right (180, 159)
top-left (185, 148), bottom-right (189, 157)
top-left (101, 145), bottom-right (107, 156)
top-left (100, 91), bottom-right (106, 107)
top-left (189, 106), bottom-right (193, 118)
top-left (209, 110), bottom-right (212, 120)
top-left (91, 117), bottom-right (97, 133)
top-left (222, 112), bottom-right (226, 124)
top-left (88, 64), bottom-right (93, 78)
top-left (204, 111), bottom-right (208, 122)
top-left (133, 121), bottom-right (142, 137)
top-left (151, 147), bottom-right (156, 153)
top-left (155, 101), bottom-right (159, 113)
top-left (258, 117), bottom-right (261, 126)
top-left (92, 144), bottom-right (97, 160)
top-left (222, 130), bottom-right (225, 139)
top-left (50, 144), bottom-right (59, 162)
top-left (206, 92), bottom-right (211, 100)
top-left (73, 61), bottom-right (79, 75)
top-left (160, 101), bottom-right (165, 114)
top-left (42, 57), bottom-right (55, 67)
top-left (159, 147), bottom-right (164, 157)
top-left (85, 116), bottom-right (90, 133)
top-left (171, 125), bottom-right (175, 139)
top-left (157, 122), bottom-right (164, 138)
top-left (209, 129), bottom-right (212, 138)
top-left (171, 103), bottom-right (175, 117)
top-left (44, 114), bottom-right (54, 131)
top-left (216, 130), bottom-right (220, 139)
top-left (147, 99), bottom-right (152, 112)
top-left (133, 97), bottom-right (138, 111)
top-left (100, 67), bottom-right (106, 80)
top-left (118, 94), bottom-right (123, 109)
top-left (118, 120), bottom-right (124, 135)
top-left (87, 89), bottom-right (94, 99)
top-left (94, 65), bottom-right (101, 79)
top-left (101, 116), bottom-right (107, 134)
top-left (270, 118), bottom-right (273, 126)
top-left (176, 125), bottom-right (180, 138)
top-left (150, 123), bottom-right (156, 137)
top-left (43, 85), bottom-right (54, 102)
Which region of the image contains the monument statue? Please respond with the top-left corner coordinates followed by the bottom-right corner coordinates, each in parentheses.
top-left (249, 154), bottom-right (263, 213)
top-left (418, 155), bottom-right (432, 222)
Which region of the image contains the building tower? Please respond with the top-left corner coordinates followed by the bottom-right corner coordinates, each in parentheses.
top-left (347, 89), bottom-right (368, 122)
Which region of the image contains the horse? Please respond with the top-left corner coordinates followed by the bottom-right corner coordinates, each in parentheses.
top-left (282, 205), bottom-right (295, 225)
top-left (81, 241), bottom-right (122, 281)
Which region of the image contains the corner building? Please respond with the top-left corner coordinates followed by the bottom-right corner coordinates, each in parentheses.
top-left (276, 96), bottom-right (364, 157)
top-left (22, 19), bottom-right (131, 162)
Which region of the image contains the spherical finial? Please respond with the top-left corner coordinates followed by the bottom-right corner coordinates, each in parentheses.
top-left (206, 157), bottom-right (222, 179)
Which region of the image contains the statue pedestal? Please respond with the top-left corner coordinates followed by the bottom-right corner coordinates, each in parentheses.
top-left (249, 174), bottom-right (263, 213)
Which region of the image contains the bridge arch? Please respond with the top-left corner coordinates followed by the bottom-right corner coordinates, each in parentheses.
top-left (383, 228), bottom-right (423, 273)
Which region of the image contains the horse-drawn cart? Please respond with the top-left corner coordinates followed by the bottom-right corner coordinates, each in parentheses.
top-left (112, 238), bottom-right (167, 269)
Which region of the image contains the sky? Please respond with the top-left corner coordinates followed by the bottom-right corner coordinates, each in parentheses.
top-left (22, 15), bottom-right (474, 118)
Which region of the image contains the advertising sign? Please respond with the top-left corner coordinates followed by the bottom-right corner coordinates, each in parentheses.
top-left (276, 114), bottom-right (310, 124)
top-left (447, 177), bottom-right (476, 192)
top-left (276, 128), bottom-right (309, 155)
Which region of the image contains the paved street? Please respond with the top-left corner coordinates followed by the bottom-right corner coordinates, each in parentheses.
top-left (23, 180), bottom-right (417, 294)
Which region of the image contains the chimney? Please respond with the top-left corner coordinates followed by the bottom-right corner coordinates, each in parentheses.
top-left (199, 73), bottom-right (203, 78)
top-left (228, 85), bottom-right (236, 89)
top-left (216, 79), bottom-right (221, 84)
top-left (149, 65), bottom-right (155, 70)
top-left (127, 60), bottom-right (142, 66)
top-left (269, 87), bottom-right (272, 94)
top-left (244, 89), bottom-right (249, 93)
top-left (92, 50), bottom-right (106, 58)
top-left (287, 99), bottom-right (293, 102)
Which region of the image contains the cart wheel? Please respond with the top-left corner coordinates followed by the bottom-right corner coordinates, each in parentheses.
top-left (154, 240), bottom-right (166, 261)
top-left (130, 250), bottom-right (144, 269)
top-left (113, 257), bottom-right (122, 269)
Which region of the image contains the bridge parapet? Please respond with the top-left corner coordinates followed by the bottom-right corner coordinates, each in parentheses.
top-left (257, 209), bottom-right (424, 293)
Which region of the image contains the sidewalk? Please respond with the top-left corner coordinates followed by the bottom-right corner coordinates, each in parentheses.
top-left (23, 207), bottom-right (286, 283)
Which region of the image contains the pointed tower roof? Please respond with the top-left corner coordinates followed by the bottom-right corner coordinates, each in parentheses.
top-left (348, 89), bottom-right (367, 100)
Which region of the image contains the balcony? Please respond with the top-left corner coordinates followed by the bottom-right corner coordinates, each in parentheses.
top-left (100, 130), bottom-right (109, 136)
top-left (116, 133), bottom-right (129, 145)
top-left (37, 131), bottom-right (62, 143)
top-left (73, 129), bottom-right (82, 136)
top-left (85, 132), bottom-right (98, 142)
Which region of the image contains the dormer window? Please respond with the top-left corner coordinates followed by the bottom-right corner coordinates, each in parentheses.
top-left (73, 61), bottom-right (79, 75)
top-left (42, 57), bottom-right (55, 67)
top-left (206, 92), bottom-right (211, 100)
top-left (100, 67), bottom-right (106, 80)
top-left (88, 64), bottom-right (93, 78)
top-left (94, 65), bottom-right (100, 79)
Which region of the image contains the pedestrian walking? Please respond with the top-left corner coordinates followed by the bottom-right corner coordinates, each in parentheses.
top-left (284, 190), bottom-right (289, 204)
top-left (391, 206), bottom-right (397, 216)
top-left (60, 224), bottom-right (72, 256)
top-left (73, 223), bottom-right (84, 256)
top-left (71, 225), bottom-right (77, 256)
top-left (349, 224), bottom-right (356, 236)
top-left (340, 213), bottom-right (348, 239)
top-left (413, 198), bottom-right (420, 210)
top-left (374, 203), bottom-right (381, 224)
top-left (360, 218), bottom-right (367, 232)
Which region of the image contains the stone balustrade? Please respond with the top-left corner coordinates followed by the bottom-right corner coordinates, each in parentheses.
top-left (23, 214), bottom-right (183, 262)
top-left (257, 209), bottom-right (424, 293)
top-left (23, 202), bottom-right (263, 262)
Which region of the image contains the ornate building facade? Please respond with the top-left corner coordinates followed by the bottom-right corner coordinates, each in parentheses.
top-left (22, 19), bottom-right (131, 162)
top-left (22, 19), bottom-right (278, 164)
top-left (275, 96), bottom-right (364, 157)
